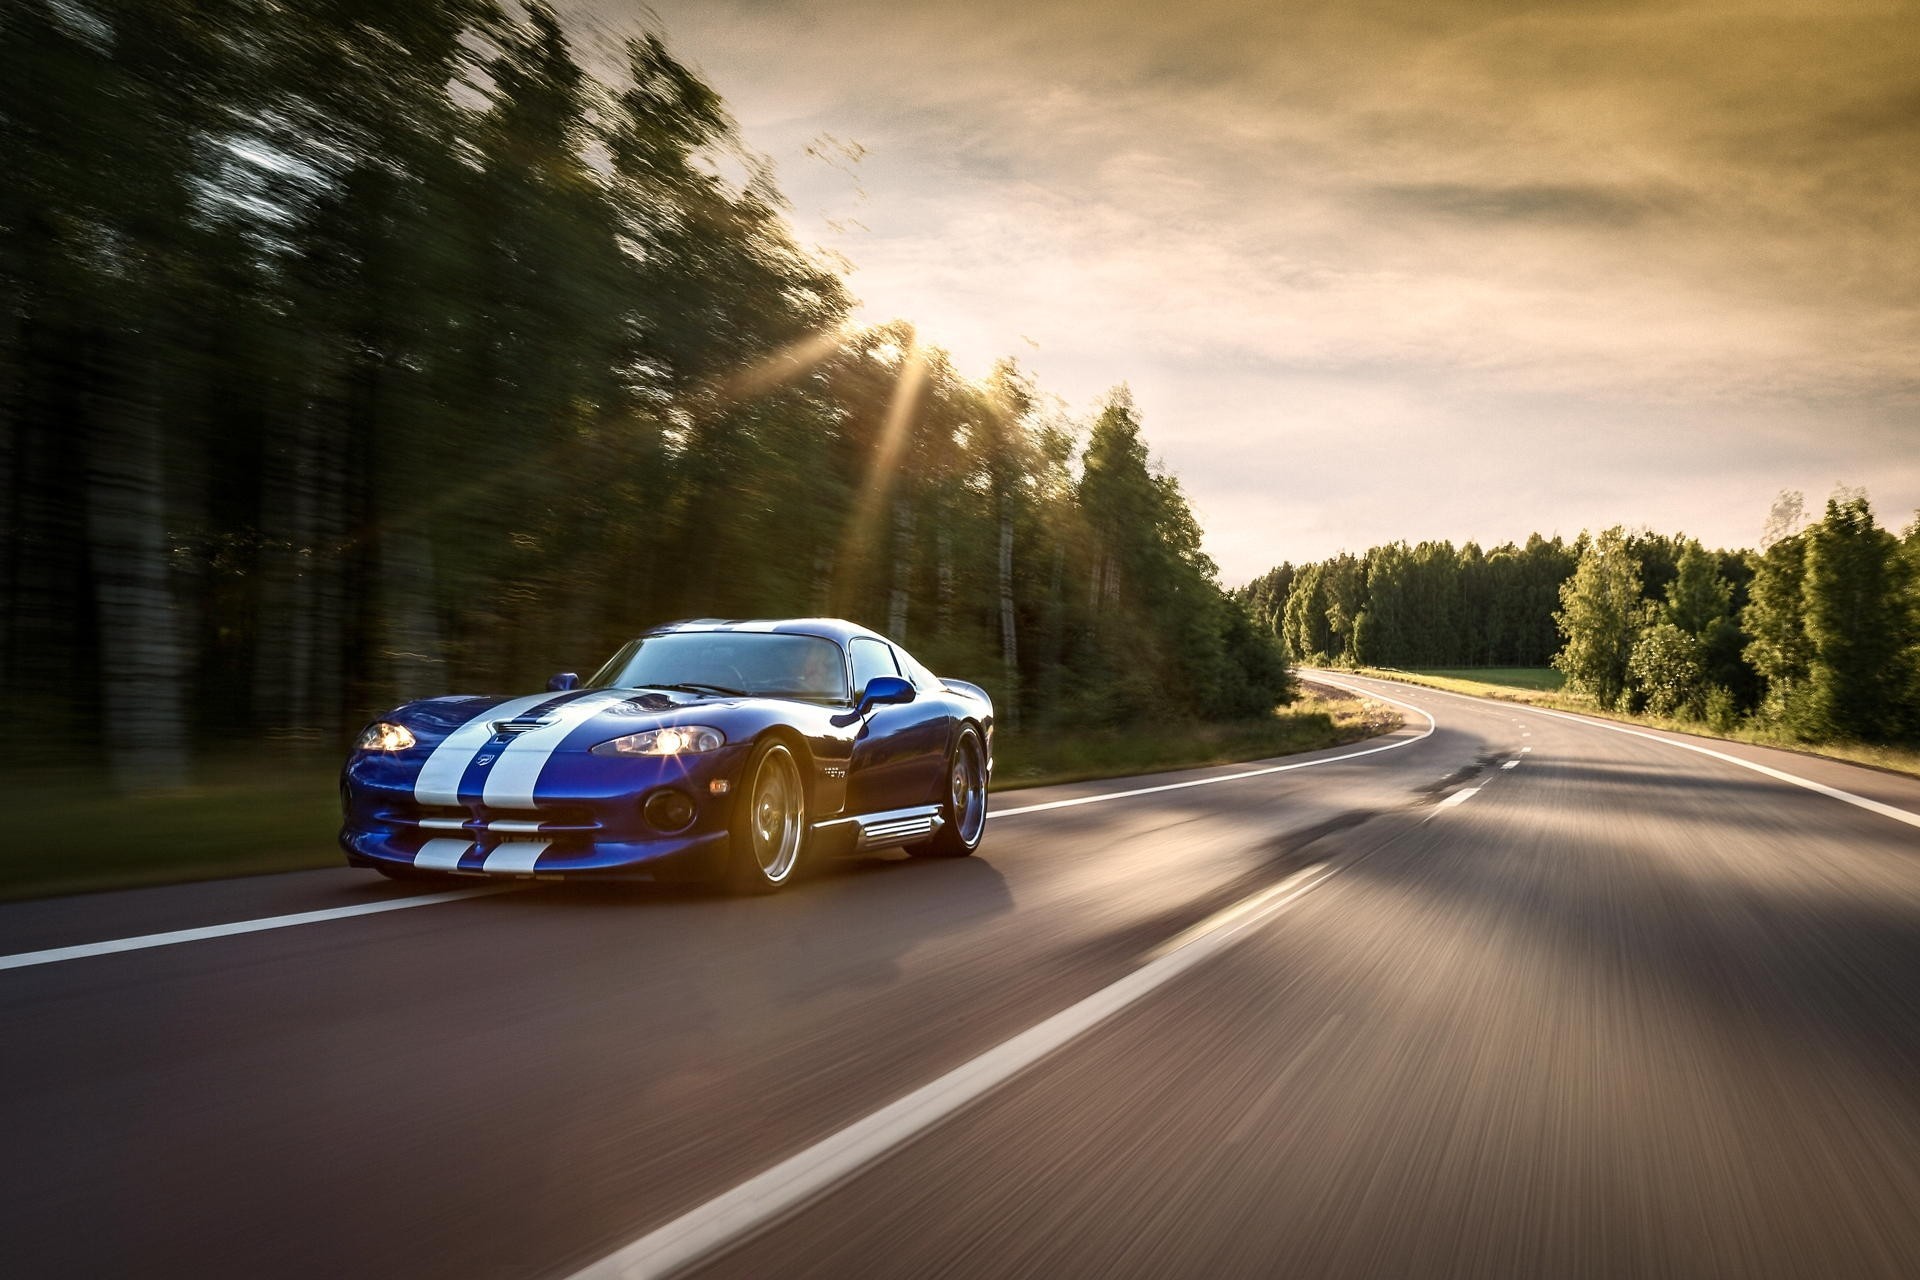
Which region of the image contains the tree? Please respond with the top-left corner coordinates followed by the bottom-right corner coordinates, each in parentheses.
top-left (982, 360), bottom-right (1036, 726)
top-left (1652, 539), bottom-right (1743, 713)
top-left (1283, 562), bottom-right (1330, 664)
top-left (1554, 527), bottom-right (1643, 710)
top-left (1761, 490), bottom-right (1806, 550)
top-left (1743, 534), bottom-right (1813, 728)
top-left (1799, 495), bottom-right (1912, 741)
top-left (1629, 622), bottom-right (1706, 718)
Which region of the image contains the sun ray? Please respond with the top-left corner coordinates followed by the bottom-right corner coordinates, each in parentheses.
top-left (834, 334), bottom-right (929, 612)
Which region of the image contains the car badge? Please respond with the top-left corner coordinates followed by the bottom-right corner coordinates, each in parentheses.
top-left (476, 754), bottom-right (497, 767)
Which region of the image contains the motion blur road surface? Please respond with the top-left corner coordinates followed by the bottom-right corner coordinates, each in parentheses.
top-left (4, 674), bottom-right (1920, 1278)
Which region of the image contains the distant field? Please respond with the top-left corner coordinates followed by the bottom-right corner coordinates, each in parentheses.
top-left (1406, 667), bottom-right (1564, 691)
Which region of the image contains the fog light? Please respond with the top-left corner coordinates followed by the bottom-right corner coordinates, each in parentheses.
top-left (643, 788), bottom-right (696, 832)
top-left (709, 779), bottom-right (730, 795)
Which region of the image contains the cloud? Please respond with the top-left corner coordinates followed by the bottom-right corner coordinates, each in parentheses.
top-left (565, 0), bottom-right (1920, 575)
top-left (1363, 181), bottom-right (1677, 227)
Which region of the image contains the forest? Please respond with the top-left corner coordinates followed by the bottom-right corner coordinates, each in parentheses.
top-left (1242, 491), bottom-right (1920, 744)
top-left (0, 0), bottom-right (1289, 790)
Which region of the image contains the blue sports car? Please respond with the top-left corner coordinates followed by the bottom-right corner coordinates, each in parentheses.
top-left (340, 619), bottom-right (993, 893)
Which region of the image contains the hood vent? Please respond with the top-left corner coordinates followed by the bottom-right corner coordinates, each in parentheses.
top-left (622, 692), bottom-right (676, 712)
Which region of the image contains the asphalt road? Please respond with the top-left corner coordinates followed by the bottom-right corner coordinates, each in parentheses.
top-left (4, 674), bottom-right (1919, 1279)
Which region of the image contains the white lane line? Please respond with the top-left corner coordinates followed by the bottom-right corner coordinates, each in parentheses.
top-left (992, 681), bottom-right (1436, 820)
top-left (0, 886), bottom-right (517, 973)
top-left (1335, 673), bottom-right (1920, 833)
top-left (565, 853), bottom-right (1361, 1280)
top-left (3, 682), bottom-right (1438, 975)
top-left (1437, 786), bottom-right (1482, 810)
top-left (1502, 760), bottom-right (1520, 770)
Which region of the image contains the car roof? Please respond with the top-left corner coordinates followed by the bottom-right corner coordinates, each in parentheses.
top-left (641, 617), bottom-right (892, 647)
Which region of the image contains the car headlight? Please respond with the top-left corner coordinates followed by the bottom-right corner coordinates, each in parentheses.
top-left (357, 722), bottom-right (416, 752)
top-left (591, 725), bottom-right (726, 756)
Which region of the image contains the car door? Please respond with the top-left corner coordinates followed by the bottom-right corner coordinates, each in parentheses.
top-left (845, 636), bottom-right (952, 814)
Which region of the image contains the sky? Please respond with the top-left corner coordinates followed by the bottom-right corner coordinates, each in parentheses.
top-left (566, 0), bottom-right (1918, 582)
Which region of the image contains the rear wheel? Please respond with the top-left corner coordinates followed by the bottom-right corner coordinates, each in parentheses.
top-left (914, 725), bottom-right (987, 858)
top-left (724, 739), bottom-right (808, 894)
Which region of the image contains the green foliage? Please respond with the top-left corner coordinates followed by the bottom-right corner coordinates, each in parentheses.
top-left (1739, 496), bottom-right (1914, 741)
top-left (1704, 685), bottom-right (1738, 734)
top-left (1743, 535), bottom-right (1814, 724)
top-left (1269, 535), bottom-right (1576, 670)
top-left (1639, 539), bottom-right (1744, 715)
top-left (1071, 391), bottom-right (1292, 722)
top-left (1553, 528), bottom-right (1643, 710)
top-left (1798, 496), bottom-right (1913, 742)
top-left (1628, 621), bottom-right (1706, 718)
top-left (1247, 490), bottom-right (1918, 746)
top-left (0, 0), bottom-right (1290, 779)
top-left (1664, 541), bottom-right (1733, 635)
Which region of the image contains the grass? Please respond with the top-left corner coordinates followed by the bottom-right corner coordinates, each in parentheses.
top-left (4, 757), bottom-right (345, 903)
top-left (0, 690), bottom-right (1405, 903)
top-left (1403, 667), bottom-right (1564, 692)
top-left (1343, 665), bottom-right (1920, 780)
top-left (992, 690), bottom-right (1403, 789)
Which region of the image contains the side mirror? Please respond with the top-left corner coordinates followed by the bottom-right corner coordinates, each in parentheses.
top-left (548, 671), bottom-right (579, 692)
top-left (856, 674), bottom-right (915, 715)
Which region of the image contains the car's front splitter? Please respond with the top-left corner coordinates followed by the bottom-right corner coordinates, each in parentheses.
top-left (341, 827), bottom-right (729, 882)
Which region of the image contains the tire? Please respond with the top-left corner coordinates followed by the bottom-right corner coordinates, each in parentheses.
top-left (913, 725), bottom-right (988, 858)
top-left (724, 738), bottom-right (809, 894)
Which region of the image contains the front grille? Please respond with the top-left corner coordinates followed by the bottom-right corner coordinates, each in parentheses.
top-left (375, 802), bottom-right (601, 834)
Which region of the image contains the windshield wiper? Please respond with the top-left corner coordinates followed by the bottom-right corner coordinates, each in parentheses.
top-left (639, 681), bottom-right (748, 697)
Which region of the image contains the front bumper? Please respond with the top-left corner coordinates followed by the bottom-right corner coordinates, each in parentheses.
top-left (339, 743), bottom-right (747, 881)
top-left (341, 826), bottom-right (729, 881)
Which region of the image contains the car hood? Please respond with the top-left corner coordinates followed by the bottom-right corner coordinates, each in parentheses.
top-left (388, 686), bottom-right (743, 743)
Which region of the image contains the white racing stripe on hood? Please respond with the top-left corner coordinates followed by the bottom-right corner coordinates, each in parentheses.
top-left (414, 693), bottom-right (557, 807)
top-left (482, 690), bottom-right (632, 809)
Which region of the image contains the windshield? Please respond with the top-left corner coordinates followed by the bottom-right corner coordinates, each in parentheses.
top-left (589, 632), bottom-right (849, 701)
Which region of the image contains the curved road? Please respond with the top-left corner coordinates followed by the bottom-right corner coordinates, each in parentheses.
top-left (4, 674), bottom-right (1920, 1278)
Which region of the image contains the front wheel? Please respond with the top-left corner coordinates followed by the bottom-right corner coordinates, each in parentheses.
top-left (724, 738), bottom-right (809, 894)
top-left (914, 725), bottom-right (988, 858)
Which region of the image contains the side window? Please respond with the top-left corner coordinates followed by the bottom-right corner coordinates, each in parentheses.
top-left (849, 637), bottom-right (898, 692)
top-left (892, 645), bottom-right (940, 692)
